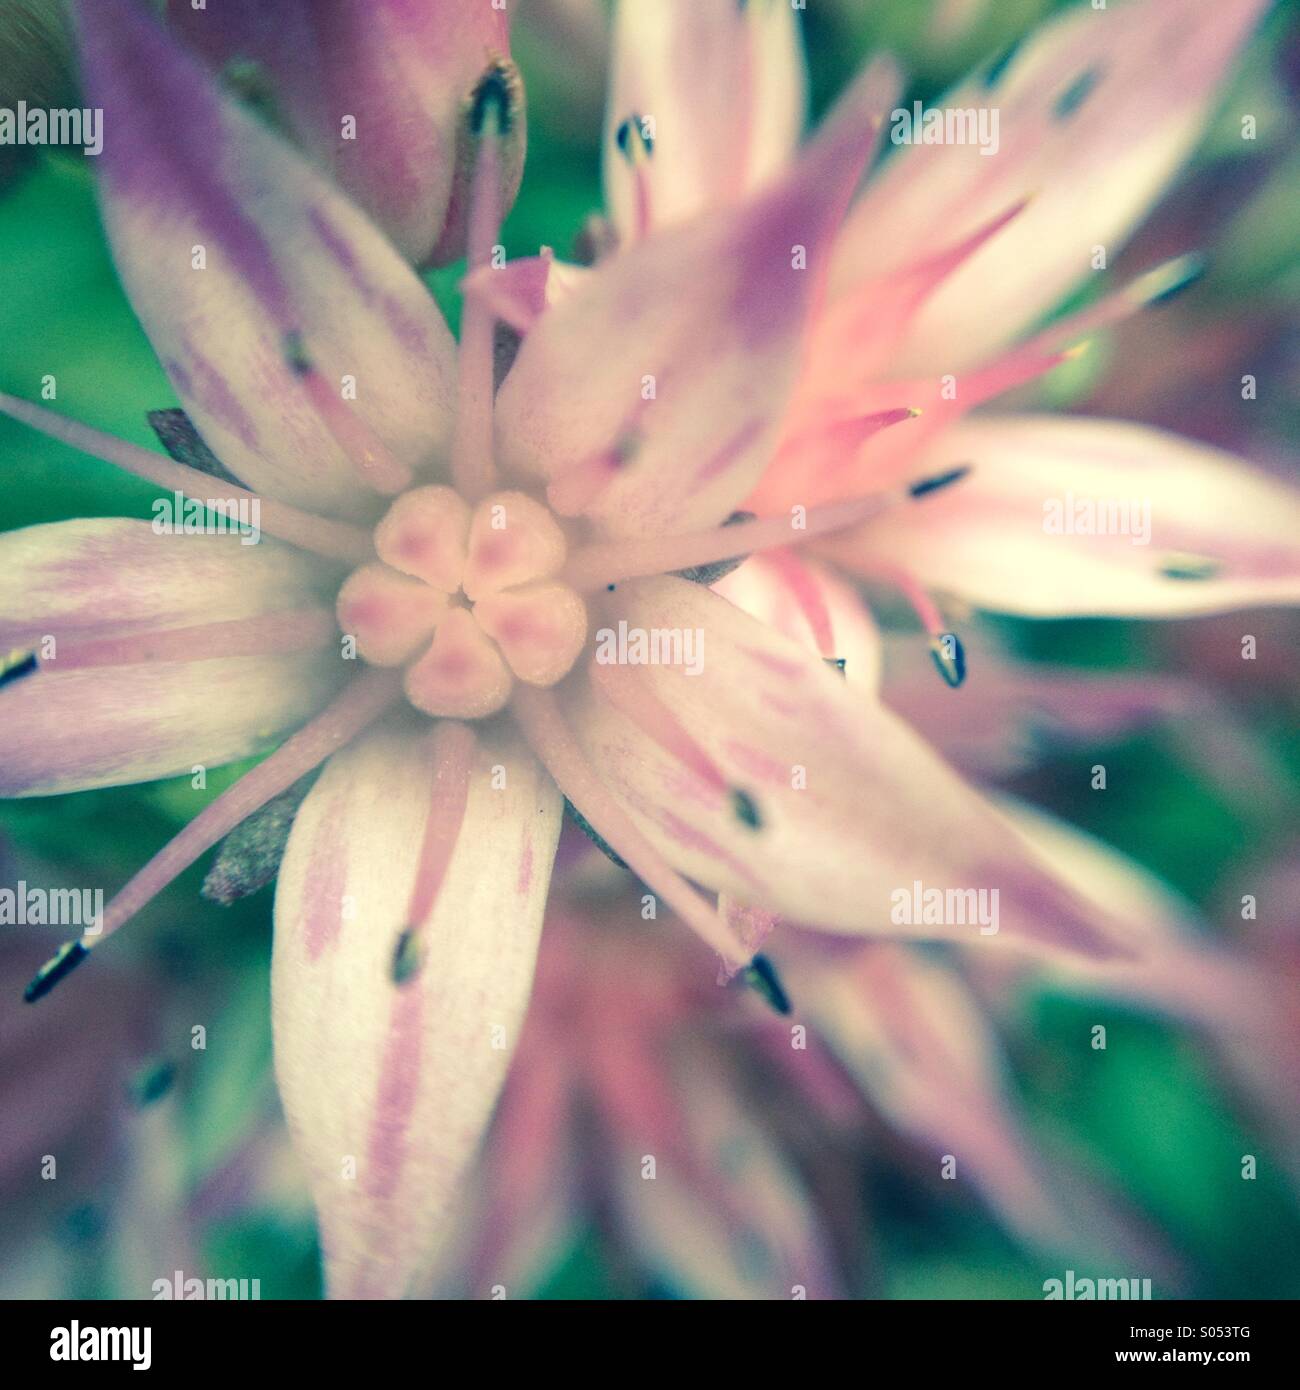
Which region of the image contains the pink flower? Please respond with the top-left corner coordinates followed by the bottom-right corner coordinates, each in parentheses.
top-left (1, 0), bottom-right (1292, 1297)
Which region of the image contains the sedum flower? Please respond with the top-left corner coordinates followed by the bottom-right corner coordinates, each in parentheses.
top-left (1, 0), bottom-right (1295, 1298)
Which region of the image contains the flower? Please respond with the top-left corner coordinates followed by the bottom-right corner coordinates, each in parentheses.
top-left (1, 0), bottom-right (1293, 1299)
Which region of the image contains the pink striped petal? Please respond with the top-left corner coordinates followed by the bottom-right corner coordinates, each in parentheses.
top-left (602, 0), bottom-right (805, 238)
top-left (0, 521), bottom-right (342, 796)
top-left (271, 720), bottom-right (561, 1299)
top-left (494, 65), bottom-right (885, 538)
top-left (167, 0), bottom-right (524, 266)
top-left (74, 0), bottom-right (457, 517)
top-left (830, 0), bottom-right (1267, 372)
top-left (563, 576), bottom-right (1127, 961)
top-left (714, 552), bottom-right (882, 692)
top-left (827, 414), bottom-right (1300, 617)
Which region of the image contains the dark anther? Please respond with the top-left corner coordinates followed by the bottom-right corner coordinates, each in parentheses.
top-left (392, 929), bottom-right (424, 986)
top-left (615, 113), bottom-right (654, 160)
top-left (908, 464), bottom-right (972, 500)
top-left (983, 37), bottom-right (1022, 89)
top-left (130, 1060), bottom-right (176, 1107)
top-left (470, 61), bottom-right (520, 137)
top-left (23, 940), bottom-right (90, 1003)
top-left (742, 954), bottom-right (792, 1016)
top-left (0, 648), bottom-right (38, 689)
top-left (730, 788), bottom-right (762, 831)
top-left (930, 632), bottom-right (967, 689)
top-left (282, 329), bottom-right (312, 377)
top-left (1159, 553), bottom-right (1221, 581)
top-left (1054, 67), bottom-right (1101, 120)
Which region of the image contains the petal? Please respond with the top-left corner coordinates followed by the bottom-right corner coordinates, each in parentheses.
top-left (0, 518), bottom-right (331, 649)
top-left (713, 551), bottom-right (882, 692)
top-left (0, 521), bottom-right (342, 796)
top-left (830, 0), bottom-right (1267, 372)
top-left (827, 414), bottom-right (1300, 617)
top-left (167, 0), bottom-right (525, 266)
top-left (271, 719), bottom-right (561, 1299)
top-left (74, 0), bottom-right (457, 517)
top-left (602, 0), bottom-right (805, 238)
top-left (607, 1066), bottom-right (842, 1300)
top-left (565, 576), bottom-right (1127, 960)
top-left (791, 942), bottom-right (1154, 1259)
top-left (495, 65), bottom-right (885, 538)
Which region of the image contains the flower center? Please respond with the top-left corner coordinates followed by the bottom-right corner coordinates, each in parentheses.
top-left (336, 487), bottom-right (588, 719)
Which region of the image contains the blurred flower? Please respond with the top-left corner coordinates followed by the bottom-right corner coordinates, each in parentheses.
top-left (0, 0), bottom-right (1295, 1300)
top-left (165, 0), bottom-right (527, 266)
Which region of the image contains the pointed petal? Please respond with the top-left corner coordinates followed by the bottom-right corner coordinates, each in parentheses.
top-left (0, 519), bottom-right (330, 649)
top-left (271, 720), bottom-right (561, 1299)
top-left (74, 0), bottom-right (457, 517)
top-left (831, 0), bottom-right (1267, 372)
top-left (827, 414), bottom-right (1300, 617)
top-left (496, 65), bottom-right (885, 538)
top-left (0, 521), bottom-right (342, 796)
top-left (167, 0), bottom-right (525, 266)
top-left (796, 943), bottom-right (1155, 1260)
top-left (602, 0), bottom-right (806, 238)
top-left (564, 577), bottom-right (1126, 961)
top-left (713, 552), bottom-right (881, 692)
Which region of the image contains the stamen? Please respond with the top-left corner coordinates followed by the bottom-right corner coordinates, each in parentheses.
top-left (741, 953), bottom-right (792, 1015)
top-left (1160, 552), bottom-right (1222, 581)
top-left (510, 686), bottom-right (753, 970)
top-left (1027, 255), bottom-right (1206, 357)
top-left (402, 721), bottom-right (477, 938)
top-left (908, 464), bottom-right (972, 499)
top-left (391, 929), bottom-right (423, 985)
top-left (283, 332), bottom-right (413, 495)
top-left (929, 632), bottom-right (967, 689)
top-left (730, 789), bottom-right (762, 831)
top-left (760, 549), bottom-right (836, 658)
top-left (130, 1060), bottom-right (176, 1107)
top-left (47, 609), bottom-right (337, 671)
top-left (564, 491), bottom-right (907, 592)
top-left (0, 393), bottom-right (373, 564)
top-left (614, 114), bottom-right (654, 240)
top-left (53, 669), bottom-right (401, 965)
top-left (450, 80), bottom-right (506, 503)
top-left (23, 940), bottom-right (90, 1003)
